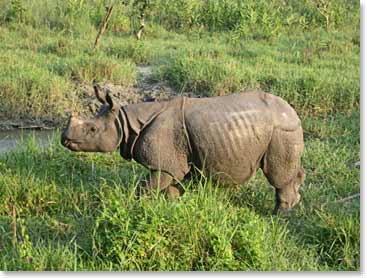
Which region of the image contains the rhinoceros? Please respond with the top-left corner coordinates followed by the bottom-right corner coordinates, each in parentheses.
top-left (61, 83), bottom-right (305, 213)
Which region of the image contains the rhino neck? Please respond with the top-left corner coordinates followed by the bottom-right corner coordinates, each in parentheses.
top-left (119, 101), bottom-right (168, 160)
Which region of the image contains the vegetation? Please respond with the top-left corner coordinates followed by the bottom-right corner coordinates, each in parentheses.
top-left (0, 0), bottom-right (360, 271)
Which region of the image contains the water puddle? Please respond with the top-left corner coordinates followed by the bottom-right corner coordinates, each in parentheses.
top-left (0, 129), bottom-right (56, 154)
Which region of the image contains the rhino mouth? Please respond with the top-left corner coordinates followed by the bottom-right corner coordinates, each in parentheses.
top-left (61, 138), bottom-right (84, 150)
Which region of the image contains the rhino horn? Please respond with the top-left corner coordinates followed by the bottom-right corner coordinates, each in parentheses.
top-left (68, 113), bottom-right (81, 127)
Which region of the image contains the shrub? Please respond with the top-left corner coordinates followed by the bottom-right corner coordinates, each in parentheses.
top-left (50, 54), bottom-right (137, 87)
top-left (158, 54), bottom-right (243, 96)
top-left (0, 51), bottom-right (74, 122)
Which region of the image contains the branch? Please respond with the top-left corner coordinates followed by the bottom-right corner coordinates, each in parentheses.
top-left (332, 193), bottom-right (360, 204)
top-left (93, 5), bottom-right (114, 51)
top-left (136, 12), bottom-right (145, 40)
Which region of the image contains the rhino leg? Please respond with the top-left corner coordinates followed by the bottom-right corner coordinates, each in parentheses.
top-left (261, 127), bottom-right (305, 214)
top-left (138, 170), bottom-right (181, 200)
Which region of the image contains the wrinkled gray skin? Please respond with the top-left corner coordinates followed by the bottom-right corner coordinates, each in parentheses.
top-left (61, 84), bottom-right (305, 213)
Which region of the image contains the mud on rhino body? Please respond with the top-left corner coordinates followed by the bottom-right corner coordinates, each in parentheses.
top-left (61, 85), bottom-right (305, 213)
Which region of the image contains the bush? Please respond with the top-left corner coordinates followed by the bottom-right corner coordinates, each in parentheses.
top-left (69, 55), bottom-right (137, 86)
top-left (0, 51), bottom-right (73, 122)
top-left (49, 54), bottom-right (137, 87)
top-left (158, 54), bottom-right (243, 96)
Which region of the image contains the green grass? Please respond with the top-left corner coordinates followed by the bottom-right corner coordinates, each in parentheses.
top-left (152, 30), bottom-right (359, 117)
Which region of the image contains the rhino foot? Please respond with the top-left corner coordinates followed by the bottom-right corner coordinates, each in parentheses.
top-left (272, 205), bottom-right (292, 216)
top-left (163, 185), bottom-right (181, 200)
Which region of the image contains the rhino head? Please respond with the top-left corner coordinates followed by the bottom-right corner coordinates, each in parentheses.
top-left (61, 83), bottom-right (123, 152)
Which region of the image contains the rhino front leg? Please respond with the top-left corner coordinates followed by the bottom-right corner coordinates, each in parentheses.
top-left (139, 170), bottom-right (181, 200)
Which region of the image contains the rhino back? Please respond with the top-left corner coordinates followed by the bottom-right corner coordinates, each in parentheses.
top-left (263, 93), bottom-right (301, 131)
top-left (184, 93), bottom-right (279, 183)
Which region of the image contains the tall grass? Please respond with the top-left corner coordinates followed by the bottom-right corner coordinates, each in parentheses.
top-left (0, 49), bottom-right (73, 122)
top-left (0, 0), bottom-right (358, 35)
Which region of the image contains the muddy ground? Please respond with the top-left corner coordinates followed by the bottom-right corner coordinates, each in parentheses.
top-left (0, 66), bottom-right (196, 131)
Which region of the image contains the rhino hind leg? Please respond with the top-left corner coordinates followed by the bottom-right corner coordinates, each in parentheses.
top-left (261, 127), bottom-right (305, 214)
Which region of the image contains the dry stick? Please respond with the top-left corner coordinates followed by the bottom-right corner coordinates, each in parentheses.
top-left (93, 5), bottom-right (114, 51)
top-left (322, 193), bottom-right (360, 206)
top-left (136, 13), bottom-right (145, 40)
top-left (12, 205), bottom-right (17, 245)
top-left (321, 193), bottom-right (360, 209)
top-left (333, 193), bottom-right (360, 204)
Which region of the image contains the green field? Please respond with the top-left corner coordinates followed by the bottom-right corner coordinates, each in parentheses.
top-left (0, 0), bottom-right (360, 271)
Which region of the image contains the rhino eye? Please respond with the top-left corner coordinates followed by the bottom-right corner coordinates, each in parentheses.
top-left (90, 126), bottom-right (96, 133)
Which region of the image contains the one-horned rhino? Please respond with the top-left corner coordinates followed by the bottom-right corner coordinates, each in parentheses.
top-left (61, 84), bottom-right (305, 213)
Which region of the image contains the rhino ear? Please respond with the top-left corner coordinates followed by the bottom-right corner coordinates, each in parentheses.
top-left (106, 92), bottom-right (115, 110)
top-left (93, 80), bottom-right (106, 104)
